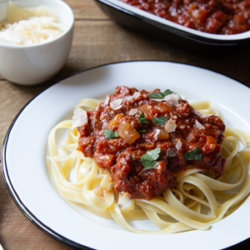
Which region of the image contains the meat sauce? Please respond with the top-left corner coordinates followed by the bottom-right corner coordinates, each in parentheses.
top-left (121, 0), bottom-right (250, 34)
top-left (78, 86), bottom-right (225, 200)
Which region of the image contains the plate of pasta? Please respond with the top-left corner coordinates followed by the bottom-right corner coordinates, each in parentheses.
top-left (2, 61), bottom-right (250, 250)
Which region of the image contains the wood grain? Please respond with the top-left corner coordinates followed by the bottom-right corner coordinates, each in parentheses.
top-left (0, 0), bottom-right (249, 250)
top-left (66, 0), bottom-right (108, 20)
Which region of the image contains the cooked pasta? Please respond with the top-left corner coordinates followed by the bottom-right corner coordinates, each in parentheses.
top-left (47, 90), bottom-right (250, 233)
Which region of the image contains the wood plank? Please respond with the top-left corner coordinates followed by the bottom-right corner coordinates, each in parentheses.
top-left (0, 84), bottom-right (44, 140)
top-left (0, 80), bottom-right (72, 250)
top-left (0, 191), bottom-right (73, 250)
top-left (66, 0), bottom-right (108, 20)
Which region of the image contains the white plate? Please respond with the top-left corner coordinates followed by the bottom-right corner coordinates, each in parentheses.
top-left (2, 61), bottom-right (250, 250)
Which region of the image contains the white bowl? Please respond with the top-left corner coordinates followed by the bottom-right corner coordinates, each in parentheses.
top-left (0, 0), bottom-right (74, 85)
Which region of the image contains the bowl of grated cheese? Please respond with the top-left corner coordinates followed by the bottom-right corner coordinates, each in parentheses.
top-left (0, 0), bottom-right (74, 85)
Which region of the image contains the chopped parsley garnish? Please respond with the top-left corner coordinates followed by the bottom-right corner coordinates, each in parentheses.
top-left (103, 129), bottom-right (118, 139)
top-left (138, 129), bottom-right (147, 133)
top-left (139, 113), bottom-right (149, 124)
top-left (152, 116), bottom-right (168, 125)
top-left (140, 148), bottom-right (161, 169)
top-left (148, 89), bottom-right (173, 99)
top-left (183, 147), bottom-right (203, 161)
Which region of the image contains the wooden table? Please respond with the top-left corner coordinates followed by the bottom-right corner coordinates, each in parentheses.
top-left (0, 1), bottom-right (249, 249)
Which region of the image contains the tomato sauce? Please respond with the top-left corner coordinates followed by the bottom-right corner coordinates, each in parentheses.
top-left (78, 86), bottom-right (225, 200)
top-left (121, 0), bottom-right (250, 34)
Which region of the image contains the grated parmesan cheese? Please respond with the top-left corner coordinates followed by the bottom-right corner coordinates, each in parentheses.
top-left (195, 120), bottom-right (205, 130)
top-left (165, 119), bottom-right (177, 133)
top-left (175, 139), bottom-right (182, 150)
top-left (110, 98), bottom-right (123, 110)
top-left (0, 3), bottom-right (63, 45)
top-left (128, 108), bottom-right (138, 115)
top-left (154, 129), bottom-right (161, 140)
top-left (164, 93), bottom-right (180, 106)
top-left (72, 108), bottom-right (88, 128)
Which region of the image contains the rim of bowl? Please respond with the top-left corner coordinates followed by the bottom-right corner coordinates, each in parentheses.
top-left (0, 0), bottom-right (74, 49)
top-left (97, 0), bottom-right (250, 42)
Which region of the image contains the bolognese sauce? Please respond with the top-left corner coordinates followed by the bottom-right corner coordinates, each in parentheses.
top-left (77, 86), bottom-right (225, 200)
top-left (121, 0), bottom-right (250, 34)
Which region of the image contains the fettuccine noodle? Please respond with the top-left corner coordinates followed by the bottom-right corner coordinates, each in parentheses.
top-left (47, 99), bottom-right (250, 233)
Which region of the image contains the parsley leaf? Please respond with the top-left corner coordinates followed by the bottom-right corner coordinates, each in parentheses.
top-left (138, 129), bottom-right (147, 134)
top-left (139, 113), bottom-right (149, 124)
top-left (140, 159), bottom-right (157, 170)
top-left (140, 148), bottom-right (161, 169)
top-left (148, 89), bottom-right (173, 99)
top-left (183, 147), bottom-right (203, 161)
top-left (148, 92), bottom-right (165, 99)
top-left (103, 129), bottom-right (118, 139)
top-left (164, 89), bottom-right (173, 95)
top-left (152, 116), bottom-right (168, 126)
top-left (141, 148), bottom-right (161, 161)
